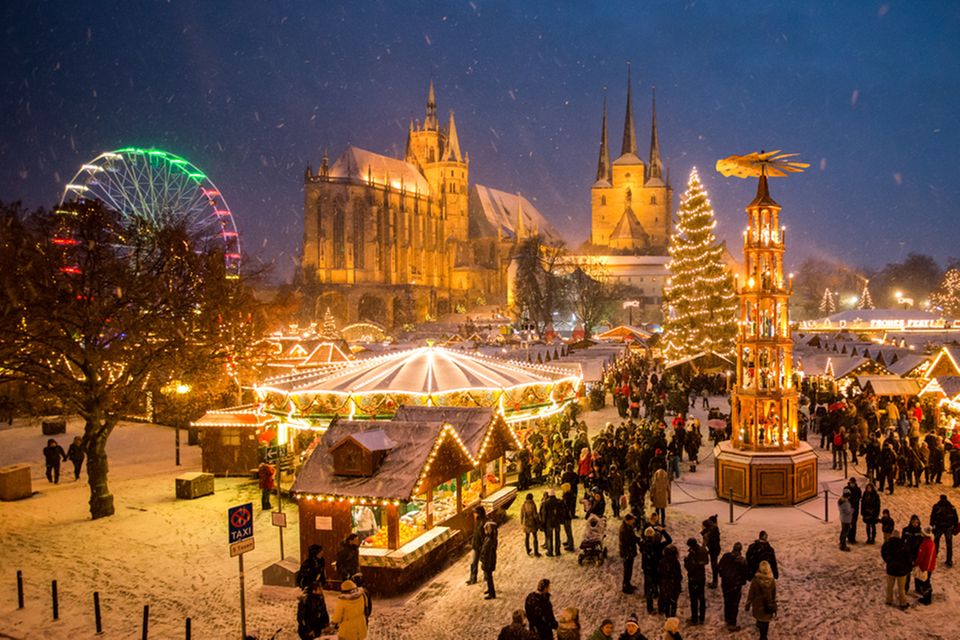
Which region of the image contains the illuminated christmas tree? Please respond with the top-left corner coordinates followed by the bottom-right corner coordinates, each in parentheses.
top-left (819, 288), bottom-right (836, 315)
top-left (320, 307), bottom-right (340, 341)
top-left (857, 281), bottom-right (875, 310)
top-left (931, 268), bottom-right (960, 317)
top-left (661, 167), bottom-right (738, 360)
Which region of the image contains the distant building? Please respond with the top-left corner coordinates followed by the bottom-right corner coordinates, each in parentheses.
top-left (300, 82), bottom-right (560, 327)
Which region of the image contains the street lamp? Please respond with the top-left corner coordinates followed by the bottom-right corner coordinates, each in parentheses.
top-left (162, 381), bottom-right (191, 466)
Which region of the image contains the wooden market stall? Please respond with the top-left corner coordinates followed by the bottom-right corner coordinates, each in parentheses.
top-left (191, 406), bottom-right (277, 476)
top-left (292, 416), bottom-right (486, 595)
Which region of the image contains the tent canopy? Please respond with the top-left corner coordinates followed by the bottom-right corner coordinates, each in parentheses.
top-left (857, 375), bottom-right (921, 397)
top-left (665, 351), bottom-right (734, 375)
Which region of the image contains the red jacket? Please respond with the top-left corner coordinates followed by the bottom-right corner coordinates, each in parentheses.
top-left (577, 453), bottom-right (592, 477)
top-left (258, 464), bottom-right (276, 490)
top-left (916, 537), bottom-right (937, 573)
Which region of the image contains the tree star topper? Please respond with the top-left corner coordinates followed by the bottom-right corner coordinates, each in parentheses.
top-left (715, 150), bottom-right (809, 179)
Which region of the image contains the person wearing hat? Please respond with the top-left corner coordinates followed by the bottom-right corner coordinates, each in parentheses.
top-left (331, 579), bottom-right (367, 640)
top-left (837, 488), bottom-right (854, 551)
top-left (717, 542), bottom-right (748, 631)
top-left (42, 438), bottom-right (67, 484)
top-left (745, 560), bottom-right (777, 640)
top-left (684, 537), bottom-right (708, 625)
top-left (661, 616), bottom-right (682, 640)
top-left (619, 513), bottom-right (640, 594)
top-left (914, 527), bottom-right (937, 605)
top-left (617, 613), bottom-right (645, 640)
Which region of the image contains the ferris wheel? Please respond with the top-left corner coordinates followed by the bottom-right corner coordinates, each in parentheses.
top-left (59, 148), bottom-right (241, 278)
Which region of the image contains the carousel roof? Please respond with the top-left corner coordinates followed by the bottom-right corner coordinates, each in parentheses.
top-left (258, 346), bottom-right (578, 396)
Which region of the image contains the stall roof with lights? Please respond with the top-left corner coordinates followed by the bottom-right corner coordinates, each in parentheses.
top-left (191, 405), bottom-right (277, 429)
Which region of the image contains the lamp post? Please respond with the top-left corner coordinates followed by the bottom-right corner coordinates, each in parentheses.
top-left (166, 382), bottom-right (191, 466)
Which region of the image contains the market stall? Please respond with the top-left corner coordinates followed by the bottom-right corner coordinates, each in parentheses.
top-left (292, 416), bottom-right (484, 595)
top-left (190, 406), bottom-right (278, 476)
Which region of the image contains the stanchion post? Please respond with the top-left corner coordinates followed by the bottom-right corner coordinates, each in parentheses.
top-left (94, 591), bottom-right (103, 634)
top-left (51, 580), bottom-right (58, 620)
top-left (239, 554), bottom-right (247, 639)
top-left (824, 489), bottom-right (829, 522)
top-left (185, 617), bottom-right (191, 640)
top-left (843, 450), bottom-right (848, 479)
top-left (16, 570), bottom-right (23, 609)
top-left (142, 604), bottom-right (149, 640)
top-left (728, 488), bottom-right (734, 523)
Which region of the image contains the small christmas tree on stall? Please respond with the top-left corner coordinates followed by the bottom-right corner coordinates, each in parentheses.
top-left (931, 268), bottom-right (960, 317)
top-left (320, 307), bottom-right (340, 341)
top-left (661, 167), bottom-right (738, 361)
top-left (819, 288), bottom-right (836, 316)
top-left (857, 280), bottom-right (875, 310)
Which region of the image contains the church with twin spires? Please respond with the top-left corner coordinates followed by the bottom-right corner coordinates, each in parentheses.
top-left (590, 68), bottom-right (672, 253)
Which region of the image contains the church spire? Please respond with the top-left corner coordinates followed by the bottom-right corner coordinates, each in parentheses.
top-left (595, 92), bottom-right (611, 182)
top-left (647, 88), bottom-right (663, 181)
top-left (425, 80), bottom-right (438, 130)
top-left (404, 118), bottom-right (414, 162)
top-left (442, 111), bottom-right (462, 162)
top-left (620, 63), bottom-right (637, 157)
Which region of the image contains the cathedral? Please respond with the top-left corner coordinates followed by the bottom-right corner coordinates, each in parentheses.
top-left (300, 82), bottom-right (559, 327)
top-left (590, 68), bottom-right (672, 253)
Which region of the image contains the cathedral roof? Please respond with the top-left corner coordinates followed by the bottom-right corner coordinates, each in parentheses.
top-left (328, 146), bottom-right (431, 195)
top-left (469, 185), bottom-right (562, 242)
top-left (612, 152), bottom-right (644, 166)
top-left (610, 206), bottom-right (650, 242)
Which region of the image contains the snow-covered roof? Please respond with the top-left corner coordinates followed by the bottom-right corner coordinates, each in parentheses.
top-left (919, 376), bottom-right (960, 399)
top-left (856, 376), bottom-right (921, 397)
top-left (328, 146), bottom-right (431, 195)
top-left (886, 354), bottom-right (929, 377)
top-left (469, 184), bottom-right (561, 242)
top-left (393, 406), bottom-right (513, 459)
top-left (609, 207), bottom-right (649, 242)
top-left (330, 429), bottom-right (397, 452)
top-left (595, 325), bottom-right (652, 343)
top-left (191, 406), bottom-right (276, 428)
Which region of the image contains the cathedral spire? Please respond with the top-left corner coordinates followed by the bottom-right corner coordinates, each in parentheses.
top-left (620, 63), bottom-right (637, 157)
top-left (404, 119), bottom-right (414, 162)
top-left (647, 88), bottom-right (663, 181)
top-left (442, 111), bottom-right (463, 162)
top-left (425, 79), bottom-right (438, 130)
top-left (595, 92), bottom-right (611, 182)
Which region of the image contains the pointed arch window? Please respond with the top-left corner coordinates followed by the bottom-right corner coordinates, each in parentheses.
top-left (332, 205), bottom-right (345, 269)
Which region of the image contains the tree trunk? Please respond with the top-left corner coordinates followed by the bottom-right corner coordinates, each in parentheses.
top-left (84, 426), bottom-right (114, 519)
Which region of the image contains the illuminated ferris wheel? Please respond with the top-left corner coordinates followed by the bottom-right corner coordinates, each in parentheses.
top-left (59, 148), bottom-right (241, 278)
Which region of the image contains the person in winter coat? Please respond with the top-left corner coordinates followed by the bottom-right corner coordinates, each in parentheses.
top-left (66, 436), bottom-right (84, 480)
top-left (331, 580), bottom-right (367, 640)
top-left (837, 489), bottom-right (854, 551)
top-left (880, 509), bottom-right (895, 544)
top-left (296, 544), bottom-right (327, 591)
top-left (336, 534), bottom-right (360, 581)
top-left (258, 462), bottom-right (276, 510)
top-left (467, 506), bottom-right (486, 585)
top-left (878, 442), bottom-right (898, 495)
top-left (587, 619), bottom-right (615, 640)
top-left (619, 513), bottom-right (640, 593)
top-left (650, 468), bottom-right (670, 526)
top-left (657, 544), bottom-right (682, 617)
top-left (577, 448), bottom-right (593, 481)
top-left (541, 490), bottom-right (564, 556)
top-left (718, 542), bottom-right (748, 631)
top-left (560, 484), bottom-right (576, 551)
top-left (524, 578), bottom-right (558, 640)
top-left (860, 483), bottom-right (882, 544)
top-left (607, 464), bottom-right (625, 518)
top-left (881, 530), bottom-right (912, 608)
top-left (481, 520), bottom-right (499, 599)
top-left (683, 538), bottom-right (708, 625)
top-left (641, 525), bottom-right (673, 614)
top-left (42, 438), bottom-right (67, 484)
top-left (521, 493), bottom-right (542, 557)
top-left (499, 610), bottom-right (536, 640)
top-left (661, 617), bottom-right (682, 640)
top-left (929, 493), bottom-right (958, 567)
top-left (914, 527), bottom-right (937, 605)
top-left (556, 606), bottom-right (581, 640)
top-left (745, 531), bottom-right (779, 580)
top-left (846, 478), bottom-right (862, 544)
top-left (701, 515), bottom-right (721, 588)
top-left (618, 613), bottom-right (647, 640)
top-left (901, 514), bottom-right (924, 593)
top-left (297, 580), bottom-right (330, 640)
top-left (744, 560), bottom-right (777, 640)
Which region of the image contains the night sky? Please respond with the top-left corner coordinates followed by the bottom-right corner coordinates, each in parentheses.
top-left (3, 1), bottom-right (959, 281)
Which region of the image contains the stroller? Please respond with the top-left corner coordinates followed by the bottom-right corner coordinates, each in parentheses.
top-left (577, 514), bottom-right (608, 565)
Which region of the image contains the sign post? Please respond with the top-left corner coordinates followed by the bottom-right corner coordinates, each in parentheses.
top-left (275, 455), bottom-right (285, 560)
top-left (228, 503), bottom-right (254, 639)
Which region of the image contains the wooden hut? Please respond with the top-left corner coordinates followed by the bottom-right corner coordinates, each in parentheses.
top-left (191, 406), bottom-right (277, 476)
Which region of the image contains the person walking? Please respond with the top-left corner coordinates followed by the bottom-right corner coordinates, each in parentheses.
top-left (331, 579), bottom-right (367, 640)
top-left (521, 493), bottom-right (542, 557)
top-left (619, 513), bottom-right (640, 593)
top-left (66, 436), bottom-right (84, 480)
top-left (683, 537), bottom-right (708, 625)
top-left (258, 462), bottom-right (276, 510)
top-left (481, 520), bottom-right (499, 599)
top-left (657, 544), bottom-right (682, 617)
top-left (745, 531), bottom-right (779, 580)
top-left (42, 438), bottom-right (67, 484)
top-left (650, 468), bottom-right (670, 526)
top-left (701, 515), bottom-right (721, 589)
top-left (718, 542), bottom-right (748, 631)
top-left (914, 527), bottom-right (937, 605)
top-left (524, 578), bottom-right (558, 640)
top-left (861, 483), bottom-right (882, 544)
top-left (744, 560), bottom-right (777, 640)
top-left (837, 488), bottom-right (854, 551)
top-left (929, 493), bottom-right (958, 567)
top-left (297, 580), bottom-right (330, 639)
top-left (466, 506), bottom-right (486, 585)
top-left (846, 478), bottom-right (862, 544)
top-left (881, 530), bottom-right (911, 609)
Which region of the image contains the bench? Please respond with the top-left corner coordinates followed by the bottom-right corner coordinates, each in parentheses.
top-left (175, 472), bottom-right (215, 499)
top-left (0, 464), bottom-right (32, 501)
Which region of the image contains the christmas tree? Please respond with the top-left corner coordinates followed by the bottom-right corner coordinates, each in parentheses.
top-left (661, 168), bottom-right (738, 360)
top-left (857, 280), bottom-right (875, 310)
top-left (320, 307), bottom-right (341, 341)
top-left (931, 268), bottom-right (960, 317)
top-left (819, 288), bottom-right (836, 315)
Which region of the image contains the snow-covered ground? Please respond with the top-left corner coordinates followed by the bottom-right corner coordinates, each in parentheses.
top-left (0, 402), bottom-right (957, 639)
